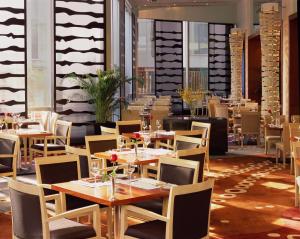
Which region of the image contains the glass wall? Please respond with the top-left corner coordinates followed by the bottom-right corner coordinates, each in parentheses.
top-left (136, 19), bottom-right (155, 96)
top-left (27, 0), bottom-right (53, 110)
top-left (189, 22), bottom-right (208, 90)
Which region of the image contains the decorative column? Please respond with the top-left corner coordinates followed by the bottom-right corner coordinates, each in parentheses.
top-left (260, 3), bottom-right (281, 116)
top-left (229, 28), bottom-right (244, 101)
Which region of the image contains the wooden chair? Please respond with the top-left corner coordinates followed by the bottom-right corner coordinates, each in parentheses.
top-left (85, 135), bottom-right (117, 169)
top-left (150, 110), bottom-right (169, 131)
top-left (214, 104), bottom-right (228, 119)
top-left (30, 120), bottom-right (72, 160)
top-left (275, 123), bottom-right (290, 167)
top-left (9, 179), bottom-right (101, 239)
top-left (191, 121), bottom-right (211, 170)
top-left (116, 120), bottom-right (142, 147)
top-left (291, 115), bottom-right (300, 123)
top-left (0, 133), bottom-right (19, 179)
top-left (132, 157), bottom-right (200, 216)
top-left (48, 112), bottom-right (59, 134)
top-left (65, 146), bottom-right (90, 178)
top-left (176, 148), bottom-right (206, 182)
top-left (29, 111), bottom-right (50, 131)
top-left (289, 123), bottom-right (300, 173)
top-left (291, 141), bottom-right (300, 208)
top-left (121, 109), bottom-right (140, 121)
top-left (245, 102), bottom-right (258, 111)
top-left (100, 126), bottom-right (116, 135)
top-left (239, 111), bottom-right (261, 147)
top-left (121, 179), bottom-right (214, 239)
top-left (152, 105), bottom-right (170, 111)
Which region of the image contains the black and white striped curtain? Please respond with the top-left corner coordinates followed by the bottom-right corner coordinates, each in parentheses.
top-left (208, 23), bottom-right (233, 97)
top-left (54, 0), bottom-right (105, 138)
top-left (155, 20), bottom-right (183, 112)
top-left (0, 0), bottom-right (27, 114)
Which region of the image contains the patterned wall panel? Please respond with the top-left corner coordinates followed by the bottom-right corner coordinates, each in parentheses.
top-left (208, 23), bottom-right (233, 97)
top-left (132, 12), bottom-right (137, 99)
top-left (0, 0), bottom-right (26, 114)
top-left (54, 0), bottom-right (105, 137)
top-left (155, 20), bottom-right (183, 112)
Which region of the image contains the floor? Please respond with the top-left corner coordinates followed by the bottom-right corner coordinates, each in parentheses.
top-left (1, 146), bottom-right (300, 238)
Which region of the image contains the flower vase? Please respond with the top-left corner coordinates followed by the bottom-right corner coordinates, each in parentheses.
top-left (109, 175), bottom-right (116, 201)
top-left (189, 104), bottom-right (197, 118)
top-left (134, 143), bottom-right (138, 159)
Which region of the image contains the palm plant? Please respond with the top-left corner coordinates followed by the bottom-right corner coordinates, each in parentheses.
top-left (70, 68), bottom-right (131, 124)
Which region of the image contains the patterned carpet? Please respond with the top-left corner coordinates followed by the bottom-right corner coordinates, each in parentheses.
top-left (0, 153), bottom-right (300, 238)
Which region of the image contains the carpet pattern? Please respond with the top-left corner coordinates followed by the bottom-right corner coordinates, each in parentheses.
top-left (0, 155), bottom-right (300, 238)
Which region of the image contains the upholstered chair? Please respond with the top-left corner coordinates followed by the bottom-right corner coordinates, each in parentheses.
top-left (9, 179), bottom-right (101, 239)
top-left (0, 134), bottom-right (19, 179)
top-left (121, 179), bottom-right (214, 239)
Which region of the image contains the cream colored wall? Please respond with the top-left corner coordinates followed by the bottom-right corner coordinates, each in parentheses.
top-left (138, 5), bottom-right (236, 23)
top-left (282, 0), bottom-right (297, 117)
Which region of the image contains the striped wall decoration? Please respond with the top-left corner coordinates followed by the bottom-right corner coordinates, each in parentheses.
top-left (0, 0), bottom-right (26, 114)
top-left (154, 20), bottom-right (183, 112)
top-left (208, 23), bottom-right (233, 97)
top-left (131, 12), bottom-right (137, 99)
top-left (54, 0), bottom-right (105, 138)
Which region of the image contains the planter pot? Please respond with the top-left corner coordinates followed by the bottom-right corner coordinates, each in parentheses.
top-left (94, 121), bottom-right (116, 135)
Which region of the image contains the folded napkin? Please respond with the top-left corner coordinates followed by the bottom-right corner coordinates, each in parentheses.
top-left (71, 179), bottom-right (110, 188)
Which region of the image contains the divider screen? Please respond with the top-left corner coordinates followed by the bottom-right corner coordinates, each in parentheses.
top-left (208, 23), bottom-right (233, 97)
top-left (154, 20), bottom-right (183, 112)
top-left (0, 0), bottom-right (27, 114)
top-left (54, 0), bottom-right (105, 139)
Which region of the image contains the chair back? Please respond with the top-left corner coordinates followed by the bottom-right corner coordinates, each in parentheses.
top-left (152, 105), bottom-right (170, 111)
top-left (158, 157), bottom-right (199, 185)
top-left (241, 111), bottom-right (260, 134)
top-left (49, 112), bottom-right (59, 133)
top-left (9, 180), bottom-right (44, 239)
top-left (65, 146), bottom-right (89, 178)
top-left (85, 135), bottom-right (117, 167)
top-left (30, 111), bottom-right (50, 131)
top-left (35, 155), bottom-right (81, 195)
top-left (291, 115), bottom-right (300, 123)
top-left (207, 102), bottom-right (216, 117)
top-left (100, 126), bottom-right (116, 135)
top-left (191, 121), bottom-right (211, 148)
top-left (289, 123), bottom-right (300, 139)
top-left (121, 109), bottom-right (140, 121)
top-left (176, 148), bottom-right (206, 182)
top-left (214, 104), bottom-right (228, 119)
top-left (116, 120), bottom-right (141, 135)
top-left (0, 134), bottom-right (19, 170)
top-left (174, 135), bottom-right (202, 151)
top-left (245, 102), bottom-right (258, 111)
top-left (55, 120), bottom-right (72, 146)
top-left (166, 179), bottom-right (214, 239)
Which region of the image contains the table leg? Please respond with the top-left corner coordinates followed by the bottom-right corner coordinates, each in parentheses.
top-left (113, 205), bottom-right (121, 239)
top-left (23, 138), bottom-right (27, 164)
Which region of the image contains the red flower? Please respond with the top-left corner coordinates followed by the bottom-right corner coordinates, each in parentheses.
top-left (268, 109), bottom-right (272, 114)
top-left (111, 153), bottom-right (118, 162)
top-left (133, 132), bottom-right (140, 139)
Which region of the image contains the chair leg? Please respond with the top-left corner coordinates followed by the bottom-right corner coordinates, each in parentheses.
top-left (290, 157), bottom-right (294, 175)
top-left (295, 183), bottom-right (299, 207)
top-left (282, 152), bottom-right (286, 168)
top-left (265, 140), bottom-right (268, 154)
top-left (275, 147), bottom-right (279, 164)
top-left (106, 207), bottom-right (113, 239)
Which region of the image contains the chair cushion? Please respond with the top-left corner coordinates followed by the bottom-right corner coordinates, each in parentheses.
top-left (0, 164), bottom-right (12, 173)
top-left (49, 218), bottom-right (96, 239)
top-left (132, 199), bottom-right (163, 214)
top-left (125, 220), bottom-right (166, 239)
top-left (31, 144), bottom-right (65, 151)
top-left (296, 176), bottom-right (300, 187)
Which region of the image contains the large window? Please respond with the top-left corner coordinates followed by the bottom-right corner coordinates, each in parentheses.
top-left (136, 19), bottom-right (155, 95)
top-left (27, 0), bottom-right (53, 110)
top-left (189, 22), bottom-right (208, 90)
top-left (124, 2), bottom-right (132, 99)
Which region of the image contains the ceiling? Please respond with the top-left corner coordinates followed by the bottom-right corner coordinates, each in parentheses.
top-left (133, 0), bottom-right (238, 8)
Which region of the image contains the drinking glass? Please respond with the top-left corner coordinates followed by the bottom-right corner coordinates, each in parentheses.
top-left (0, 120), bottom-right (4, 132)
top-left (127, 163), bottom-right (136, 185)
top-left (118, 135), bottom-right (125, 151)
top-left (143, 134), bottom-right (151, 149)
top-left (142, 120), bottom-right (147, 132)
top-left (90, 161), bottom-right (100, 185)
top-left (156, 120), bottom-right (161, 131)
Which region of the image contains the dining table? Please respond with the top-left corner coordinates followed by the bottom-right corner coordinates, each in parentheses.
top-left (2, 129), bottom-right (52, 167)
top-left (94, 147), bottom-right (175, 177)
top-left (52, 178), bottom-right (170, 239)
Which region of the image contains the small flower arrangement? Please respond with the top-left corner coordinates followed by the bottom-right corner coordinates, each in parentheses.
top-left (178, 88), bottom-right (205, 117)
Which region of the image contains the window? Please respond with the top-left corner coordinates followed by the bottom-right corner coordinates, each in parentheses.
top-left (125, 2), bottom-right (132, 99)
top-left (189, 22), bottom-right (208, 90)
top-left (136, 19), bottom-right (155, 95)
top-left (27, 0), bottom-right (53, 110)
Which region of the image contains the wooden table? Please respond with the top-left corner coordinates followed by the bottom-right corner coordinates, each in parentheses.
top-left (123, 132), bottom-right (175, 148)
top-left (3, 129), bottom-right (52, 166)
top-left (52, 180), bottom-right (169, 238)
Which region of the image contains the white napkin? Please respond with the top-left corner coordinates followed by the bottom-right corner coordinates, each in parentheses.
top-left (71, 180), bottom-right (110, 188)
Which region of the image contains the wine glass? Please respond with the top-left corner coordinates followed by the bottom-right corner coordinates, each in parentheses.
top-left (0, 120), bottom-right (4, 132)
top-left (142, 120), bottom-right (148, 132)
top-left (17, 117), bottom-right (24, 130)
top-left (118, 135), bottom-right (125, 151)
top-left (90, 161), bottom-right (100, 185)
top-left (143, 134), bottom-right (151, 149)
top-left (127, 163), bottom-right (136, 185)
top-left (156, 120), bottom-right (161, 132)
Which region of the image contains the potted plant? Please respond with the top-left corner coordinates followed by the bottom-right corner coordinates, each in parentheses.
top-left (70, 68), bottom-right (132, 134)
